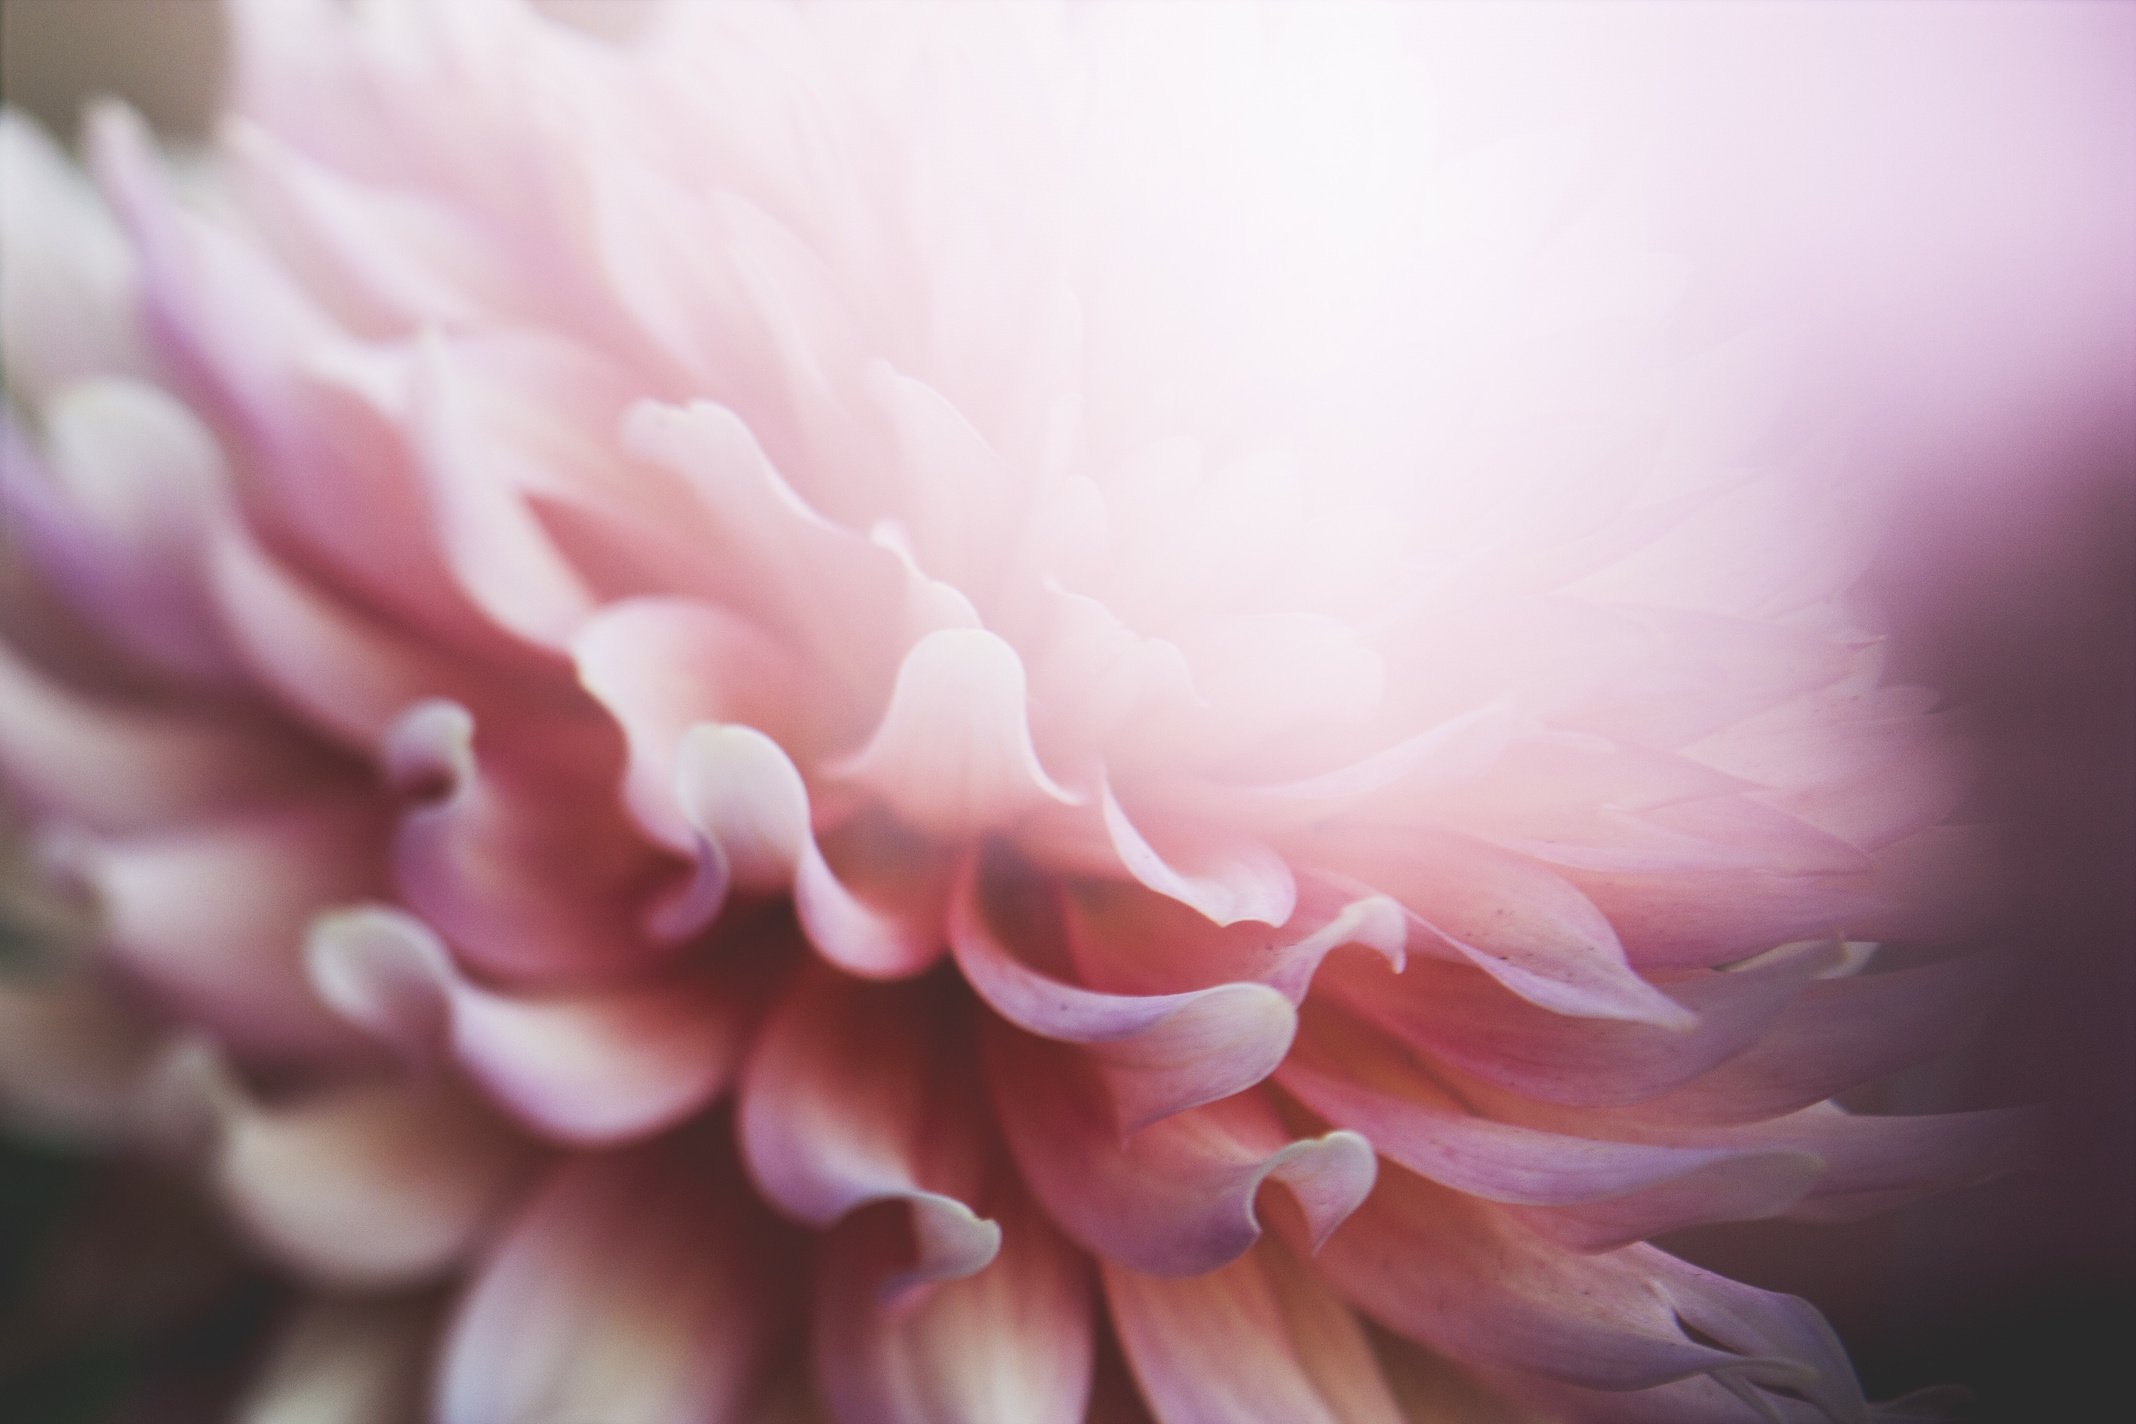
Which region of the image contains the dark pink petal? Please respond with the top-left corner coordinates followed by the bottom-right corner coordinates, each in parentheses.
top-left (1105, 1240), bottom-right (1404, 1424)
top-left (1325, 939), bottom-right (1838, 1109)
top-left (74, 802), bottom-right (386, 1060)
top-left (385, 700), bottom-right (700, 986)
top-left (988, 1024), bottom-right (1374, 1277)
top-left (182, 1056), bottom-right (538, 1289)
top-left (1569, 862), bottom-right (1886, 970)
top-left (437, 1139), bottom-right (795, 1424)
top-left (832, 628), bottom-right (1079, 836)
top-left (815, 1180), bottom-right (1093, 1424)
top-left (307, 906), bottom-right (760, 1146)
top-left (739, 971), bottom-right (999, 1292)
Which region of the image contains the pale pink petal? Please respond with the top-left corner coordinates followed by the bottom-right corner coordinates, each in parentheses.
top-left (10, 378), bottom-right (237, 683)
top-left (207, 519), bottom-right (505, 751)
top-left (237, 1295), bottom-right (439, 1424)
top-left (1099, 778), bottom-right (1296, 927)
top-left (675, 723), bottom-right (946, 978)
top-left (815, 1180), bottom-right (1094, 1424)
top-left (574, 597), bottom-right (803, 849)
top-left (1352, 832), bottom-right (1695, 1027)
top-left (193, 1064), bottom-right (538, 1289)
top-left (0, 642), bottom-right (327, 834)
top-left (307, 906), bottom-right (760, 1146)
top-left (1326, 939), bottom-right (1839, 1109)
top-left (1279, 1025), bottom-right (1822, 1250)
top-left (988, 1025), bottom-right (1374, 1277)
top-left (948, 859), bottom-right (1296, 1128)
top-left (74, 802), bottom-right (387, 1060)
top-left (0, 113), bottom-right (147, 402)
top-left (832, 628), bottom-right (1079, 836)
top-left (437, 1141), bottom-right (794, 1424)
top-left (739, 971), bottom-right (1000, 1291)
top-left (1105, 1240), bottom-right (1405, 1424)
top-left (385, 700), bottom-right (698, 986)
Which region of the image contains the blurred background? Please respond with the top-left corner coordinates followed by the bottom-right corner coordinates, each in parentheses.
top-left (1, 2), bottom-right (2130, 1421)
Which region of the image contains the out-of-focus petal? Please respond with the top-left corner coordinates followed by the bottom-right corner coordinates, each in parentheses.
top-left (437, 1139), bottom-right (795, 1424)
top-left (237, 1295), bottom-right (440, 1424)
top-left (307, 905), bottom-right (766, 1146)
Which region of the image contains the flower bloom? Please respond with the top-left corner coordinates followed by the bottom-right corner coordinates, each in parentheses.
top-left (0, 2), bottom-right (2025, 1421)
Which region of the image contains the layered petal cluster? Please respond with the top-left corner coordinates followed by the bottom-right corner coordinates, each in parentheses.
top-left (0, 2), bottom-right (2020, 1421)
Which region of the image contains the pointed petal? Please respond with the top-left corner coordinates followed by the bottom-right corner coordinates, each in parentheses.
top-left (1327, 941), bottom-right (1838, 1109)
top-left (1280, 1021), bottom-right (1820, 1249)
top-left (385, 700), bottom-right (695, 986)
top-left (1100, 778), bottom-right (1295, 927)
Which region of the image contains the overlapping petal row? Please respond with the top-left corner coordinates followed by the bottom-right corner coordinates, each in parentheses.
top-left (0, 2), bottom-right (2020, 1421)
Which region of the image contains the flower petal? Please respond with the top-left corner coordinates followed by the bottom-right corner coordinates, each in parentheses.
top-left (675, 722), bottom-right (946, 978)
top-left (815, 1179), bottom-right (1094, 1424)
top-left (307, 906), bottom-right (762, 1146)
top-left (832, 628), bottom-right (1079, 836)
top-left (237, 1295), bottom-right (439, 1424)
top-left (988, 1024), bottom-right (1374, 1278)
top-left (1105, 1239), bottom-right (1405, 1424)
top-left (180, 1055), bottom-right (537, 1289)
top-left (385, 700), bottom-right (699, 986)
top-left (739, 971), bottom-right (1000, 1292)
top-left (948, 857), bottom-right (1296, 1128)
top-left (574, 596), bottom-right (802, 850)
top-left (74, 802), bottom-right (386, 1060)
top-left (437, 1140), bottom-right (795, 1424)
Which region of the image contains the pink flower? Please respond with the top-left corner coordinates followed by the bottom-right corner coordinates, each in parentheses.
top-left (0, 2), bottom-right (2031, 1421)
